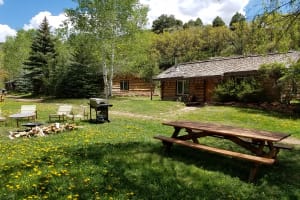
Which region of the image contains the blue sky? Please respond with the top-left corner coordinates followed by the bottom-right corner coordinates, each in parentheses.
top-left (0, 0), bottom-right (261, 42)
top-left (0, 0), bottom-right (76, 42)
top-left (0, 0), bottom-right (76, 30)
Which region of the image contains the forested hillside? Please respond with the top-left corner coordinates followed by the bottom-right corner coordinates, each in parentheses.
top-left (0, 0), bottom-right (299, 97)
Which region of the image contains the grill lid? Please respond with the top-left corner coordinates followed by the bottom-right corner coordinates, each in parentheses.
top-left (89, 98), bottom-right (107, 108)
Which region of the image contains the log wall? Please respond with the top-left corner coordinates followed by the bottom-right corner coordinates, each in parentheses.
top-left (112, 75), bottom-right (153, 96)
top-left (161, 77), bottom-right (220, 102)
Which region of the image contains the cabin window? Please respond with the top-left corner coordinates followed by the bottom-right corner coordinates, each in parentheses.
top-left (177, 80), bottom-right (189, 95)
top-left (120, 80), bottom-right (129, 91)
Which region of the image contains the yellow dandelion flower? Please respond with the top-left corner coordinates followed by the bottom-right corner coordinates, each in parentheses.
top-left (107, 185), bottom-right (112, 191)
top-left (84, 178), bottom-right (90, 183)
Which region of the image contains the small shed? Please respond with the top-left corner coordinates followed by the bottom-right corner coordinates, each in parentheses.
top-left (154, 51), bottom-right (300, 102)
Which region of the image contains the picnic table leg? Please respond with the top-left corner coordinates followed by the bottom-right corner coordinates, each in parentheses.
top-left (185, 129), bottom-right (200, 144)
top-left (266, 141), bottom-right (280, 159)
top-left (257, 142), bottom-right (265, 155)
top-left (171, 127), bottom-right (181, 138)
top-left (162, 140), bottom-right (173, 152)
top-left (249, 163), bottom-right (260, 182)
top-left (162, 127), bottom-right (182, 151)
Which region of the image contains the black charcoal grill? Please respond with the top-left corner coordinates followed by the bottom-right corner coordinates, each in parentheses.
top-left (89, 98), bottom-right (112, 123)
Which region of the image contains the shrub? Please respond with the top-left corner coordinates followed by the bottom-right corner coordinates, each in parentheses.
top-left (237, 78), bottom-right (264, 102)
top-left (278, 60), bottom-right (300, 104)
top-left (213, 78), bottom-right (264, 103)
top-left (213, 79), bottom-right (237, 102)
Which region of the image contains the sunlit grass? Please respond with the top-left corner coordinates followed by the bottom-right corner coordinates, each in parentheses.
top-left (0, 96), bottom-right (299, 199)
top-left (109, 96), bottom-right (184, 117)
top-left (180, 106), bottom-right (300, 137)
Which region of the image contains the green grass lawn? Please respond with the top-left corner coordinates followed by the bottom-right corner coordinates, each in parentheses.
top-left (0, 97), bottom-right (300, 199)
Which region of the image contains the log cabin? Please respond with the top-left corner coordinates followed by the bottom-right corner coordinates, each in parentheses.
top-left (112, 75), bottom-right (154, 96)
top-left (153, 51), bottom-right (300, 103)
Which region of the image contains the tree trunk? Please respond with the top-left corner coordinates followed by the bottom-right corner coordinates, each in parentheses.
top-left (102, 61), bottom-right (109, 99)
top-left (108, 45), bottom-right (115, 97)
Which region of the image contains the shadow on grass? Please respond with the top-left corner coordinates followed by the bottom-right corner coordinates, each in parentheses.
top-left (155, 145), bottom-right (251, 181)
top-left (1, 142), bottom-right (300, 199)
top-left (153, 143), bottom-right (300, 197)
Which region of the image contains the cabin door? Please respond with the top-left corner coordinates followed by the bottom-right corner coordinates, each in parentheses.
top-left (204, 79), bottom-right (215, 102)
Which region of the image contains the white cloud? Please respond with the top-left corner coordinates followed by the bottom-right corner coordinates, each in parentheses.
top-left (0, 24), bottom-right (17, 42)
top-left (0, 0), bottom-right (4, 5)
top-left (140, 0), bottom-right (249, 27)
top-left (23, 11), bottom-right (68, 31)
top-left (0, 11), bottom-right (68, 42)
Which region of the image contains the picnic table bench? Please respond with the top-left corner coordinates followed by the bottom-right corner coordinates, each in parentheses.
top-left (154, 121), bottom-right (292, 182)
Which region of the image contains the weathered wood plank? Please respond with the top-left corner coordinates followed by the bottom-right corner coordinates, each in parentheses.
top-left (163, 121), bottom-right (290, 142)
top-left (154, 135), bottom-right (275, 165)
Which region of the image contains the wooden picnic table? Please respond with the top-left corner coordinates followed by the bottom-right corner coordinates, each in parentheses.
top-left (154, 120), bottom-right (292, 181)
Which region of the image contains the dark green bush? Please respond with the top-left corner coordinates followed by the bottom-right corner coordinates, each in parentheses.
top-left (213, 79), bottom-right (237, 102)
top-left (237, 78), bottom-right (265, 102)
top-left (213, 78), bottom-right (264, 103)
top-left (55, 66), bottom-right (104, 98)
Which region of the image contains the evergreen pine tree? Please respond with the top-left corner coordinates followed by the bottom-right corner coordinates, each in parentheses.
top-left (212, 16), bottom-right (226, 27)
top-left (55, 38), bottom-right (103, 98)
top-left (23, 17), bottom-right (57, 95)
top-left (229, 12), bottom-right (246, 30)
